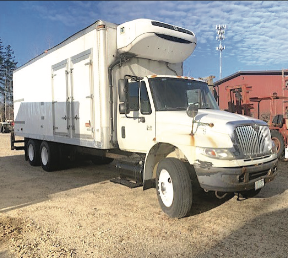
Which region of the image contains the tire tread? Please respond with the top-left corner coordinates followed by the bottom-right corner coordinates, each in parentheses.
top-left (156, 158), bottom-right (192, 218)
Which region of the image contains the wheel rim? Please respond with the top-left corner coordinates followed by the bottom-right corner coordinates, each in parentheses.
top-left (272, 137), bottom-right (280, 153)
top-left (41, 146), bottom-right (49, 166)
top-left (158, 169), bottom-right (173, 207)
top-left (28, 144), bottom-right (34, 161)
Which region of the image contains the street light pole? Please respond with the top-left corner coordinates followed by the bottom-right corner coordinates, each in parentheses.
top-left (216, 24), bottom-right (226, 80)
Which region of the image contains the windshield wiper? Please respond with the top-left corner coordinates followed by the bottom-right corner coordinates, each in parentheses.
top-left (165, 107), bottom-right (186, 110)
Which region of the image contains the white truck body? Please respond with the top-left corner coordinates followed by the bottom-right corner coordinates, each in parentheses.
top-left (13, 19), bottom-right (194, 149)
top-left (13, 19), bottom-right (277, 218)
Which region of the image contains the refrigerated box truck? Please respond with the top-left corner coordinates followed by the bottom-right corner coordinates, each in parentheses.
top-left (11, 19), bottom-right (278, 218)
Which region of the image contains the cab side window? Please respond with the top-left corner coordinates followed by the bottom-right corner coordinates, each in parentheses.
top-left (140, 82), bottom-right (152, 115)
top-left (128, 81), bottom-right (139, 111)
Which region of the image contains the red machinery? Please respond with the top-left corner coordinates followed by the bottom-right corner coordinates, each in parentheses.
top-left (225, 84), bottom-right (254, 116)
top-left (225, 86), bottom-right (288, 158)
top-left (249, 93), bottom-right (288, 158)
top-left (215, 69), bottom-right (288, 158)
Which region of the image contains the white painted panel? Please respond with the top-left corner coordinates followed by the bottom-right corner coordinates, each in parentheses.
top-left (71, 55), bottom-right (93, 139)
top-left (52, 66), bottom-right (69, 136)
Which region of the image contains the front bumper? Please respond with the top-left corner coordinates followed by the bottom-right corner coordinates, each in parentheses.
top-left (194, 158), bottom-right (278, 192)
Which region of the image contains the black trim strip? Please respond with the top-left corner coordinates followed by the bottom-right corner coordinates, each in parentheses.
top-left (155, 33), bottom-right (193, 44)
top-left (152, 21), bottom-right (194, 36)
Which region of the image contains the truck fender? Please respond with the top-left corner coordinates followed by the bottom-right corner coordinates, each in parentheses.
top-left (143, 142), bottom-right (187, 190)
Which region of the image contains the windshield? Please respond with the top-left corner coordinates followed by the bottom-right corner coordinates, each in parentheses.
top-left (148, 77), bottom-right (219, 111)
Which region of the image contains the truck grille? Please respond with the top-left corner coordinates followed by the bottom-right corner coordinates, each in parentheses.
top-left (234, 125), bottom-right (271, 157)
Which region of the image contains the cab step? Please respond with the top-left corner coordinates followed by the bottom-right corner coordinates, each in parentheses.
top-left (13, 146), bottom-right (25, 150)
top-left (110, 177), bottom-right (143, 188)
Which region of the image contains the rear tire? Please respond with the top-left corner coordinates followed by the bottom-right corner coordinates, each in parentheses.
top-left (40, 141), bottom-right (59, 172)
top-left (156, 158), bottom-right (192, 218)
top-left (27, 139), bottom-right (41, 166)
top-left (271, 130), bottom-right (284, 158)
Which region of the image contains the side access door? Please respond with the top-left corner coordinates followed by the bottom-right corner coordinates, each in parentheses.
top-left (117, 79), bottom-right (155, 153)
top-left (51, 59), bottom-right (70, 137)
top-left (70, 49), bottom-right (94, 139)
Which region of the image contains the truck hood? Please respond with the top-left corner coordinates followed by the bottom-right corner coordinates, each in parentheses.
top-left (155, 109), bottom-right (266, 149)
top-left (156, 109), bottom-right (261, 135)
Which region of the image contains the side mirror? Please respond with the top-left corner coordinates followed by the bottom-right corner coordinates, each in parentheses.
top-left (186, 103), bottom-right (198, 118)
top-left (118, 79), bottom-right (128, 102)
top-left (119, 103), bottom-right (130, 114)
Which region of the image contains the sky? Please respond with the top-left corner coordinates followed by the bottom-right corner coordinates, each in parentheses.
top-left (1, 1), bottom-right (288, 82)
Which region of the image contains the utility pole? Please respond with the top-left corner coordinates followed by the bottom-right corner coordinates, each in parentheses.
top-left (216, 25), bottom-right (226, 80)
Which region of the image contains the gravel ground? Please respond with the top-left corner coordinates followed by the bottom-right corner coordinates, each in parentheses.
top-left (0, 133), bottom-right (287, 258)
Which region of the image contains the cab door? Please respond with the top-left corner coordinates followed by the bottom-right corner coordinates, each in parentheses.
top-left (117, 79), bottom-right (155, 153)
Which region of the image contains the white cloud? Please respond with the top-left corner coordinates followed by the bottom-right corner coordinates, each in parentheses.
top-left (22, 1), bottom-right (288, 69)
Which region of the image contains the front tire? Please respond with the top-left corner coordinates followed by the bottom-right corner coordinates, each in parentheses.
top-left (40, 141), bottom-right (59, 172)
top-left (156, 158), bottom-right (192, 218)
top-left (27, 139), bottom-right (41, 166)
top-left (271, 130), bottom-right (284, 158)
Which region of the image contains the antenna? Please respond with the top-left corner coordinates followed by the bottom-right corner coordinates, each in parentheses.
top-left (216, 24), bottom-right (226, 80)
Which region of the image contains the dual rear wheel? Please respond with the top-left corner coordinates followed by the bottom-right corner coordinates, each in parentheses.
top-left (26, 139), bottom-right (58, 172)
top-left (26, 139), bottom-right (114, 172)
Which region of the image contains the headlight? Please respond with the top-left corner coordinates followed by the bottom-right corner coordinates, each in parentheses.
top-left (196, 147), bottom-right (234, 160)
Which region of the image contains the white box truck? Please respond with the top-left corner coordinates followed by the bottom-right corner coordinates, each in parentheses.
top-left (11, 19), bottom-right (278, 218)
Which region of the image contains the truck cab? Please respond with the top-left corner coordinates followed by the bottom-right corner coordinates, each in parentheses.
top-left (117, 74), bottom-right (278, 218)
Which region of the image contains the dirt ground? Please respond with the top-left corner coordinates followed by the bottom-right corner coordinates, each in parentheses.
top-left (0, 134), bottom-right (287, 258)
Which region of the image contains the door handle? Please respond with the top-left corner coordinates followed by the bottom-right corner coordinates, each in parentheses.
top-left (138, 117), bottom-right (145, 123)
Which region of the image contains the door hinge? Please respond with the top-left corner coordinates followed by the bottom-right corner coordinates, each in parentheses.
top-left (85, 60), bottom-right (92, 66)
top-left (86, 94), bottom-right (94, 99)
